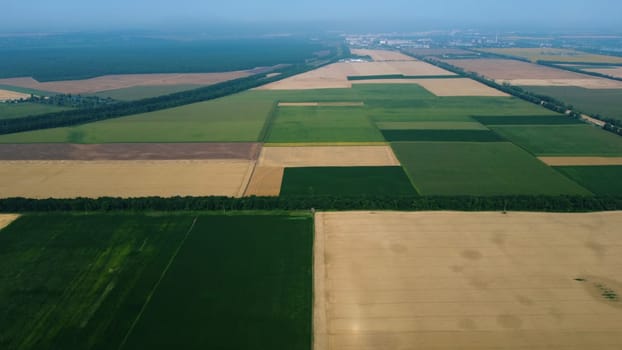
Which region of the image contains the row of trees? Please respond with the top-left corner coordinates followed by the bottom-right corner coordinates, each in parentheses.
top-left (1, 195), bottom-right (621, 213)
top-left (0, 47), bottom-right (348, 135)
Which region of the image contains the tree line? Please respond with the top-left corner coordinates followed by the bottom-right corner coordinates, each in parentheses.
top-left (0, 195), bottom-right (621, 213)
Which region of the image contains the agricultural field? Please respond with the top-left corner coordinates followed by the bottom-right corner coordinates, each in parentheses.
top-left (0, 89), bottom-right (29, 102)
top-left (0, 213), bottom-right (313, 350)
top-left (555, 166), bottom-right (622, 195)
top-left (382, 129), bottom-right (505, 142)
top-left (92, 84), bottom-right (203, 101)
top-left (376, 121), bottom-right (488, 130)
top-left (472, 115), bottom-right (583, 125)
top-left (522, 86), bottom-right (622, 122)
top-left (477, 47), bottom-right (622, 64)
top-left (0, 92), bottom-right (275, 143)
top-left (0, 214), bottom-right (19, 230)
top-left (257, 146), bottom-right (400, 168)
top-left (0, 103), bottom-right (71, 120)
top-left (0, 160), bottom-right (254, 198)
top-left (280, 166), bottom-right (417, 197)
top-left (583, 66), bottom-right (622, 78)
top-left (391, 142), bottom-right (591, 195)
top-left (491, 125), bottom-right (622, 156)
top-left (315, 211), bottom-right (622, 350)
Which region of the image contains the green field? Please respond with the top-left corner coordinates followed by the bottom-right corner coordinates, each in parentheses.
top-left (382, 129), bottom-right (505, 142)
top-left (0, 103), bottom-right (71, 120)
top-left (491, 125), bottom-right (622, 156)
top-left (93, 85), bottom-right (203, 101)
top-left (376, 121), bottom-right (488, 130)
top-left (555, 166), bottom-right (622, 195)
top-left (523, 86), bottom-right (622, 122)
top-left (391, 142), bottom-right (591, 196)
top-left (280, 166), bottom-right (417, 196)
top-left (472, 115), bottom-right (583, 125)
top-left (0, 213), bottom-right (313, 350)
top-left (267, 106), bottom-right (383, 143)
top-left (0, 92), bottom-right (275, 143)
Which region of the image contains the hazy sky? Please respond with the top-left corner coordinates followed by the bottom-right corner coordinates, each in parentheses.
top-left (2, 0), bottom-right (621, 31)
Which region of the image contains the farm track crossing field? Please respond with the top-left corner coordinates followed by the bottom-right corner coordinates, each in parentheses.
top-left (522, 86), bottom-right (622, 122)
top-left (491, 125), bottom-right (622, 156)
top-left (382, 129), bottom-right (505, 142)
top-left (257, 146), bottom-right (400, 168)
top-left (280, 166), bottom-right (417, 197)
top-left (0, 92), bottom-right (275, 143)
top-left (0, 143), bottom-right (261, 160)
top-left (555, 166), bottom-right (622, 195)
top-left (0, 213), bottom-right (313, 350)
top-left (0, 160), bottom-right (254, 198)
top-left (315, 211), bottom-right (622, 350)
top-left (391, 142), bottom-right (591, 195)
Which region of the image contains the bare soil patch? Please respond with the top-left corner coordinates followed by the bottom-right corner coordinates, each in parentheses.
top-left (316, 211), bottom-right (622, 350)
top-left (0, 214), bottom-right (20, 230)
top-left (0, 71), bottom-right (254, 94)
top-left (0, 89), bottom-right (30, 101)
top-left (258, 146), bottom-right (399, 168)
top-left (0, 160), bottom-right (253, 198)
top-left (539, 157), bottom-right (622, 166)
top-left (244, 166), bottom-right (284, 196)
top-left (351, 49), bottom-right (416, 61)
top-left (0, 143), bottom-right (261, 161)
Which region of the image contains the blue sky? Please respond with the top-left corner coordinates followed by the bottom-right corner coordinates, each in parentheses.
top-left (2, 0), bottom-right (621, 31)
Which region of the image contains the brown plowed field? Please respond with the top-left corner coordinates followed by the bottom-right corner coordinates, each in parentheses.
top-left (0, 71), bottom-right (254, 94)
top-left (315, 211), bottom-right (622, 350)
top-left (244, 166), bottom-right (284, 196)
top-left (0, 143), bottom-right (261, 160)
top-left (0, 214), bottom-right (19, 230)
top-left (0, 160), bottom-right (254, 198)
top-left (257, 146), bottom-right (400, 167)
top-left (0, 89), bottom-right (30, 101)
top-left (539, 157), bottom-right (622, 166)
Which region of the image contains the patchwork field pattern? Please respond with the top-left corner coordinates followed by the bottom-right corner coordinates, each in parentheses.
top-left (280, 166), bottom-right (417, 197)
top-left (315, 211), bottom-right (622, 350)
top-left (257, 146), bottom-right (400, 168)
top-left (0, 160), bottom-right (254, 198)
top-left (391, 142), bottom-right (591, 195)
top-left (0, 213), bottom-right (313, 350)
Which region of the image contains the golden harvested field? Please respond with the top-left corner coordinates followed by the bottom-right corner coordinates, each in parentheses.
top-left (353, 78), bottom-right (508, 97)
top-left (478, 48), bottom-right (622, 64)
top-left (243, 166), bottom-right (285, 196)
top-left (584, 67), bottom-right (622, 78)
top-left (0, 89), bottom-right (30, 101)
top-left (444, 59), bottom-right (622, 89)
top-left (315, 211), bottom-right (622, 350)
top-left (539, 157), bottom-right (622, 166)
top-left (0, 71), bottom-right (252, 94)
top-left (0, 160), bottom-right (254, 198)
top-left (257, 146), bottom-right (399, 167)
top-left (350, 49), bottom-right (416, 61)
top-left (0, 214), bottom-right (20, 230)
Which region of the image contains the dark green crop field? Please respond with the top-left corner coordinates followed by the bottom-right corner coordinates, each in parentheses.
top-left (555, 166), bottom-right (622, 195)
top-left (391, 142), bottom-right (591, 196)
top-left (382, 129), bottom-right (506, 142)
top-left (472, 115), bottom-right (583, 125)
top-left (0, 103), bottom-right (71, 120)
top-left (0, 213), bottom-right (313, 350)
top-left (280, 166), bottom-right (417, 197)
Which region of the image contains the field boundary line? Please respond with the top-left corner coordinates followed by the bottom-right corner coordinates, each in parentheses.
top-left (240, 160), bottom-right (259, 197)
top-left (313, 213), bottom-right (328, 350)
top-left (117, 216), bottom-right (199, 350)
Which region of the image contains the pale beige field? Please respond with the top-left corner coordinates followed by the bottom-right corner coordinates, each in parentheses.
top-left (243, 166), bottom-right (284, 196)
top-left (351, 49), bottom-right (416, 61)
top-left (0, 71), bottom-right (253, 94)
top-left (539, 157), bottom-right (622, 166)
top-left (585, 67), bottom-right (622, 78)
top-left (257, 146), bottom-right (399, 167)
top-left (353, 78), bottom-right (508, 97)
top-left (0, 214), bottom-right (20, 230)
top-left (0, 89), bottom-right (30, 101)
top-left (502, 78), bottom-right (622, 89)
top-left (0, 160), bottom-right (254, 198)
top-left (258, 53), bottom-right (455, 91)
top-left (315, 211), bottom-right (622, 350)
top-left (278, 102), bottom-right (365, 107)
